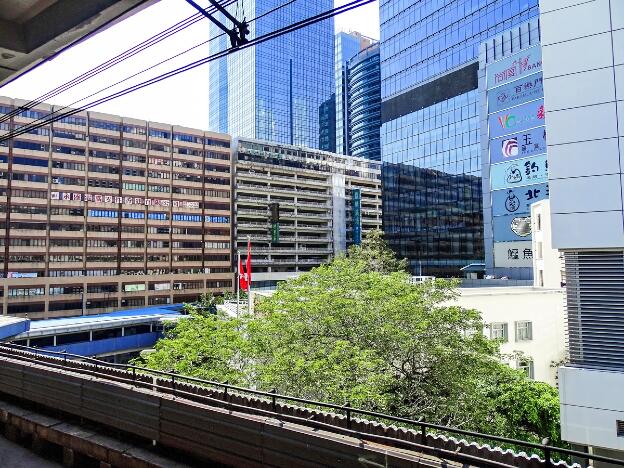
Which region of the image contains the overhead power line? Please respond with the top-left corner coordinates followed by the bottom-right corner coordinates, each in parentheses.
top-left (0, 0), bottom-right (237, 126)
top-left (0, 0), bottom-right (296, 142)
top-left (0, 0), bottom-right (375, 143)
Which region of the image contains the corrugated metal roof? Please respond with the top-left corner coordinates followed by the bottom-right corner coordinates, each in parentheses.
top-left (16, 305), bottom-right (184, 338)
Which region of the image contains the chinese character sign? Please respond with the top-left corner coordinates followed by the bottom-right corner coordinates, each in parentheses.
top-left (491, 183), bottom-right (549, 216)
top-left (490, 126), bottom-right (546, 164)
top-left (488, 73), bottom-right (544, 113)
top-left (493, 241), bottom-right (534, 268)
top-left (490, 154), bottom-right (548, 190)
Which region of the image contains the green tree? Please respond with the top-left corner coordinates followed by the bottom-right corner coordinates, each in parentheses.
top-left (139, 311), bottom-right (251, 385)
top-left (137, 230), bottom-right (561, 445)
top-left (347, 228), bottom-right (408, 273)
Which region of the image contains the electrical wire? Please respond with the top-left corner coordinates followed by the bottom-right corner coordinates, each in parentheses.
top-left (0, 0), bottom-right (374, 143)
top-left (0, 0), bottom-right (296, 142)
top-left (0, 0), bottom-right (237, 126)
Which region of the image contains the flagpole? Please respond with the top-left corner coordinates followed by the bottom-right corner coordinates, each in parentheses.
top-left (247, 236), bottom-right (252, 316)
top-left (236, 249), bottom-right (240, 318)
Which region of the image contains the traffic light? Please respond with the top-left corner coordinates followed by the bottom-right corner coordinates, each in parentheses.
top-left (269, 202), bottom-right (279, 243)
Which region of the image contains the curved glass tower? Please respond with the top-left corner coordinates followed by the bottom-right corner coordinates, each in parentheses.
top-left (347, 43), bottom-right (381, 161)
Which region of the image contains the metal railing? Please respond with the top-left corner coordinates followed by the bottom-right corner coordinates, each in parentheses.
top-left (0, 343), bottom-right (622, 468)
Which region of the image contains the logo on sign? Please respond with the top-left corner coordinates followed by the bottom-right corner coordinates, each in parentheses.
top-left (502, 138), bottom-right (518, 157)
top-left (498, 114), bottom-right (516, 129)
top-left (496, 91), bottom-right (509, 105)
top-left (505, 164), bottom-right (522, 184)
top-left (511, 217), bottom-right (532, 237)
top-left (504, 190), bottom-right (520, 213)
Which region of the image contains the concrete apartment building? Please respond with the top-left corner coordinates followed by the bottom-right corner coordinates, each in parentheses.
top-left (0, 97), bottom-right (233, 319)
top-left (233, 138), bottom-right (382, 287)
top-left (537, 0), bottom-right (624, 461)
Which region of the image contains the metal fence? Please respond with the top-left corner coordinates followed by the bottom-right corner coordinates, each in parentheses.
top-left (1, 343), bottom-right (622, 467)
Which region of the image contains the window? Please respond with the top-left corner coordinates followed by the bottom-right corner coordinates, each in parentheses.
top-left (515, 321), bottom-right (533, 341)
top-left (489, 322), bottom-right (508, 342)
top-left (517, 360), bottom-right (534, 379)
top-left (536, 213), bottom-right (542, 232)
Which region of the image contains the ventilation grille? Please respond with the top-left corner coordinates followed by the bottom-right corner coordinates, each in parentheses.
top-left (617, 420), bottom-right (624, 438)
top-left (564, 251), bottom-right (624, 369)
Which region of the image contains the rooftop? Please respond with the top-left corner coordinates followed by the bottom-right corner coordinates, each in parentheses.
top-left (15, 304), bottom-right (185, 338)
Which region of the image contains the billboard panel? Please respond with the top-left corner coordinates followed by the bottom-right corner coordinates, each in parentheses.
top-left (488, 99), bottom-right (545, 139)
top-left (492, 214), bottom-right (532, 242)
top-left (486, 44), bottom-right (542, 88)
top-left (491, 154), bottom-right (548, 191)
top-left (493, 241), bottom-right (534, 268)
top-left (488, 73), bottom-right (543, 114)
top-left (490, 126), bottom-right (546, 164)
top-left (491, 183), bottom-right (549, 217)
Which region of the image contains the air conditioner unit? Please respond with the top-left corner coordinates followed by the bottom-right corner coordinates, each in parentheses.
top-left (52, 177), bottom-right (60, 184)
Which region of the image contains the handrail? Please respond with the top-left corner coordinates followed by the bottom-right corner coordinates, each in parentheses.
top-left (1, 343), bottom-right (623, 467)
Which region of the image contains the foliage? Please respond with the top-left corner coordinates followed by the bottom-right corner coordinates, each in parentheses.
top-left (183, 292), bottom-right (222, 316)
top-left (138, 311), bottom-right (252, 385)
top-left (346, 228), bottom-right (408, 274)
top-left (137, 230), bottom-right (562, 446)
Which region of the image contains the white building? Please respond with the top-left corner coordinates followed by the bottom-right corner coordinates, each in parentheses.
top-left (540, 0), bottom-right (624, 462)
top-left (531, 200), bottom-right (563, 288)
top-left (455, 286), bottom-right (565, 386)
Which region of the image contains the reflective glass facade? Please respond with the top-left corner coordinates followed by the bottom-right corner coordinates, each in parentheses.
top-left (208, 1), bottom-right (334, 148)
top-left (380, 0), bottom-right (539, 276)
top-left (347, 43), bottom-right (381, 161)
top-left (335, 32), bottom-right (369, 155)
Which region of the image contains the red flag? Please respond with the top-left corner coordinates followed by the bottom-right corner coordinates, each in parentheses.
top-left (245, 239), bottom-right (252, 287)
top-left (239, 255), bottom-right (248, 292)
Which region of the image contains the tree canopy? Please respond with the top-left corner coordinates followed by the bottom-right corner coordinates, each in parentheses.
top-left (137, 230), bottom-right (561, 445)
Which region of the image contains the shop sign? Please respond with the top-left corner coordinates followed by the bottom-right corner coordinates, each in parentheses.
top-left (491, 154), bottom-right (548, 191)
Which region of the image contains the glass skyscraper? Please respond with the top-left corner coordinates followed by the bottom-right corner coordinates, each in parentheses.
top-left (347, 43), bottom-right (381, 161)
top-left (335, 32), bottom-right (371, 155)
top-left (379, 0), bottom-right (539, 276)
top-left (208, 1), bottom-right (334, 148)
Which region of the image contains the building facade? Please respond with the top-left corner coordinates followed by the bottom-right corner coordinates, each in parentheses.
top-left (379, 0), bottom-right (540, 277)
top-left (208, 0), bottom-right (334, 149)
top-left (0, 97), bottom-right (233, 320)
top-left (479, 19), bottom-right (545, 280)
top-left (530, 200), bottom-right (562, 289)
top-left (335, 31), bottom-right (375, 156)
top-left (318, 94), bottom-right (336, 153)
top-left (538, 0), bottom-right (624, 460)
top-left (347, 43), bottom-right (382, 161)
top-left (233, 138), bottom-right (381, 288)
top-left (456, 286), bottom-right (565, 386)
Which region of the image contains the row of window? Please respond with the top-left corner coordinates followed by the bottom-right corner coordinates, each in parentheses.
top-left (489, 320), bottom-right (533, 342)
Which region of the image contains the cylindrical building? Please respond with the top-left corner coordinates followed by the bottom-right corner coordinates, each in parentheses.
top-left (347, 43), bottom-right (381, 162)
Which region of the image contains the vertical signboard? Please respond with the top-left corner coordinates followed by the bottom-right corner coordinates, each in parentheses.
top-left (352, 189), bottom-right (362, 245)
top-left (486, 43), bottom-right (546, 270)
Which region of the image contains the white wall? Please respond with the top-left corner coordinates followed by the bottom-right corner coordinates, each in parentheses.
top-left (559, 366), bottom-right (624, 451)
top-left (531, 200), bottom-right (562, 288)
top-left (541, 0), bottom-right (624, 250)
top-left (455, 287), bottom-right (565, 385)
